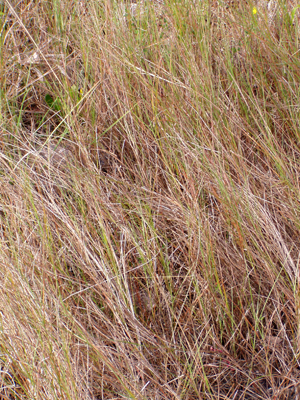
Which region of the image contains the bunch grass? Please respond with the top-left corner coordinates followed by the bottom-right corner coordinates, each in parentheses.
top-left (1, 0), bottom-right (300, 398)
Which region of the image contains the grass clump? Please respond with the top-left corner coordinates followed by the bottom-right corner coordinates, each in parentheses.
top-left (1, 0), bottom-right (300, 398)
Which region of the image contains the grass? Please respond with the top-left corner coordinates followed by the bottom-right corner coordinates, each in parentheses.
top-left (1, 0), bottom-right (300, 398)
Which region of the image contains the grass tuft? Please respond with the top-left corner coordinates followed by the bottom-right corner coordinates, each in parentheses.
top-left (1, 0), bottom-right (300, 398)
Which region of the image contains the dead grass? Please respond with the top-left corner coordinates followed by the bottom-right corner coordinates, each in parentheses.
top-left (1, 0), bottom-right (300, 398)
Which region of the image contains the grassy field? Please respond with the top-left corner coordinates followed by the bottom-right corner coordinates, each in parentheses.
top-left (1, 0), bottom-right (300, 398)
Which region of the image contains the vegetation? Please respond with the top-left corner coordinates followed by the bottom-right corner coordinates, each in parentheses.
top-left (1, 0), bottom-right (300, 398)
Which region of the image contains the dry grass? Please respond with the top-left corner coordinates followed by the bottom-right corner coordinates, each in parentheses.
top-left (1, 0), bottom-right (300, 398)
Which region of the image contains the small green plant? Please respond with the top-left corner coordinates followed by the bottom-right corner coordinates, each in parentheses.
top-left (45, 93), bottom-right (62, 111)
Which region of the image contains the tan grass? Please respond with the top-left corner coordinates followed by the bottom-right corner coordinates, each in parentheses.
top-left (1, 0), bottom-right (300, 398)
